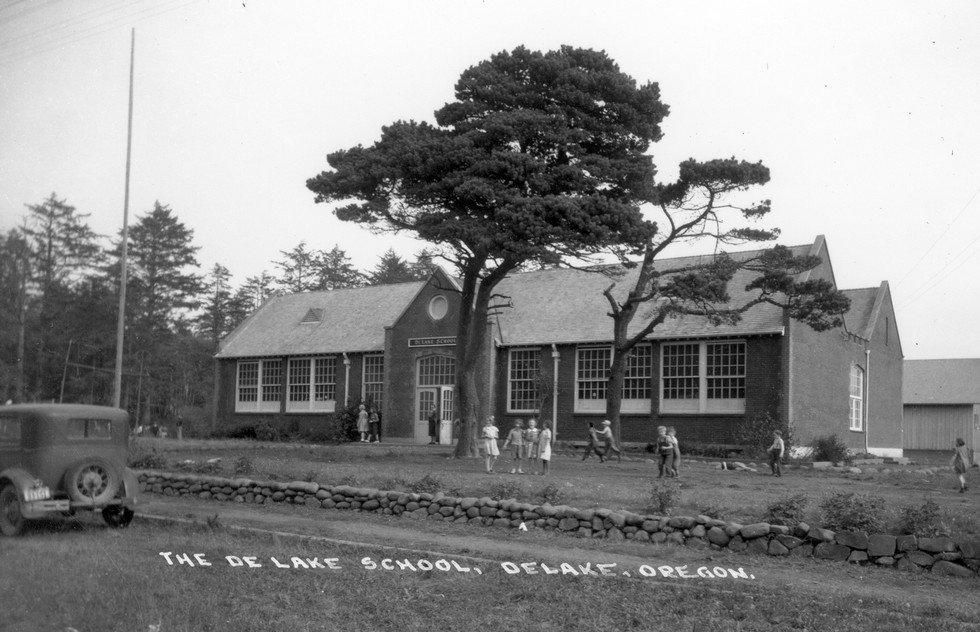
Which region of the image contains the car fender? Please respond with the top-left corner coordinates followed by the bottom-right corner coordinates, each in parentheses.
top-left (0, 467), bottom-right (44, 498)
top-left (119, 468), bottom-right (140, 502)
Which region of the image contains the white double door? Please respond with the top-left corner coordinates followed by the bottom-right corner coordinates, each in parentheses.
top-left (416, 386), bottom-right (454, 444)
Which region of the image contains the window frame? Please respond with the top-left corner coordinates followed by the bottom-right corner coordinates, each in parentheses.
top-left (659, 340), bottom-right (746, 415)
top-left (507, 347), bottom-right (541, 414)
top-left (286, 356), bottom-right (337, 413)
top-left (361, 354), bottom-right (384, 409)
top-left (849, 364), bottom-right (864, 431)
top-left (235, 359), bottom-right (283, 413)
top-left (573, 344), bottom-right (653, 414)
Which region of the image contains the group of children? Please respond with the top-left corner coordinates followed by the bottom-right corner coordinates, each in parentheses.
top-left (481, 416), bottom-right (553, 475)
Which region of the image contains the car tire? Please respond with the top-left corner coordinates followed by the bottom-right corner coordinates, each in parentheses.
top-left (0, 484), bottom-right (25, 536)
top-left (102, 505), bottom-right (134, 528)
top-left (64, 458), bottom-right (121, 505)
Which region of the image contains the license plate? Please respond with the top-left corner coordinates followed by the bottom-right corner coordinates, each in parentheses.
top-left (23, 487), bottom-right (51, 502)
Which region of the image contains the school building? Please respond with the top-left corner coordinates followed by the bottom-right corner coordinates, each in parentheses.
top-left (213, 235), bottom-right (904, 455)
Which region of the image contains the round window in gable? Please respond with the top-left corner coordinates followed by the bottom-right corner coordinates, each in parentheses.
top-left (428, 295), bottom-right (448, 321)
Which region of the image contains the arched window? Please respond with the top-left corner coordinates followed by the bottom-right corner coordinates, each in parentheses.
top-left (418, 355), bottom-right (455, 386)
top-left (849, 365), bottom-right (864, 431)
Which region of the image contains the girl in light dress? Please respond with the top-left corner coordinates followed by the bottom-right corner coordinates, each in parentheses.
top-left (537, 422), bottom-right (553, 475)
top-left (481, 416), bottom-right (500, 474)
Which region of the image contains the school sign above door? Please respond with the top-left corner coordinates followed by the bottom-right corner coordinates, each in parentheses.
top-left (408, 336), bottom-right (457, 348)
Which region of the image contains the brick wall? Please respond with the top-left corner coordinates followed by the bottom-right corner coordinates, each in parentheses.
top-left (493, 336), bottom-right (783, 446)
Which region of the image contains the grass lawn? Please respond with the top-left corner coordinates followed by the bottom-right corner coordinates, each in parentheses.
top-left (1, 517), bottom-right (977, 632)
top-left (136, 437), bottom-right (979, 535)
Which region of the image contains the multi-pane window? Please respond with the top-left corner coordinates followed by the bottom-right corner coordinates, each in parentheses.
top-left (418, 355), bottom-right (455, 386)
top-left (576, 347), bottom-right (610, 404)
top-left (660, 341), bottom-right (746, 414)
top-left (236, 359), bottom-right (283, 412)
top-left (849, 365), bottom-right (864, 431)
top-left (662, 344), bottom-right (699, 400)
top-left (314, 358), bottom-right (336, 402)
top-left (707, 343), bottom-right (746, 399)
top-left (261, 360), bottom-right (282, 402)
top-left (508, 348), bottom-right (540, 412)
top-left (286, 357), bottom-right (337, 412)
top-left (574, 345), bottom-right (653, 413)
top-left (288, 358), bottom-right (311, 403)
top-left (362, 355), bottom-right (384, 408)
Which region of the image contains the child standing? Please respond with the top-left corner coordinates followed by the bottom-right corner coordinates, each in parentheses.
top-left (356, 404), bottom-right (369, 442)
top-left (538, 422), bottom-right (553, 475)
top-left (655, 426), bottom-right (673, 477)
top-left (481, 416), bottom-right (500, 474)
top-left (768, 430), bottom-right (785, 477)
top-left (502, 419), bottom-right (525, 474)
top-left (524, 419), bottom-right (540, 462)
top-left (667, 427), bottom-right (681, 476)
top-left (368, 407), bottom-right (380, 443)
top-left (582, 422), bottom-right (606, 462)
top-left (952, 438), bottom-right (972, 492)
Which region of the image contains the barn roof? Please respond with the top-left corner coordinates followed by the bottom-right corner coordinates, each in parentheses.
top-left (904, 359), bottom-right (980, 405)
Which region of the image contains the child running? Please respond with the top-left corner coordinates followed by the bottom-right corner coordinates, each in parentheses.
top-left (582, 422), bottom-right (606, 462)
top-left (537, 422), bottom-right (553, 475)
top-left (481, 416), bottom-right (500, 474)
top-left (502, 419), bottom-right (525, 474)
top-left (596, 420), bottom-right (622, 461)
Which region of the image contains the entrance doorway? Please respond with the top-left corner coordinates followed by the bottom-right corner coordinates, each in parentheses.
top-left (415, 355), bottom-right (456, 444)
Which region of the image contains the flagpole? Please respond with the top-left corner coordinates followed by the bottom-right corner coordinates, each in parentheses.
top-left (113, 28), bottom-right (135, 409)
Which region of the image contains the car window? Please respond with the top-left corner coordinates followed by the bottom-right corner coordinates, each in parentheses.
top-left (66, 418), bottom-right (112, 440)
top-left (0, 416), bottom-right (20, 445)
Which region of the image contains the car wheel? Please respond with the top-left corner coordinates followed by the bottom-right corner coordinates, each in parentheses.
top-left (0, 484), bottom-right (25, 536)
top-left (64, 458), bottom-right (121, 505)
top-left (102, 505), bottom-right (134, 528)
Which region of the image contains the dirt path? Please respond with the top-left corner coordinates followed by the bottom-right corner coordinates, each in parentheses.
top-left (139, 494), bottom-right (977, 621)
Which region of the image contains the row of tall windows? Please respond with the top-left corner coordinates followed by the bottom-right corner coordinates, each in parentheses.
top-left (236, 355), bottom-right (384, 413)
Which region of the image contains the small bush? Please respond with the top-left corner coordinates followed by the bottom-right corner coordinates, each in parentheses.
top-left (128, 444), bottom-right (167, 469)
top-left (407, 474), bottom-right (443, 494)
top-left (765, 493), bottom-right (809, 526)
top-left (648, 479), bottom-right (681, 515)
top-left (737, 411), bottom-right (791, 459)
top-left (489, 480), bottom-right (525, 501)
top-left (233, 456), bottom-right (254, 476)
top-left (698, 503), bottom-right (731, 520)
top-left (811, 434), bottom-right (849, 463)
top-left (820, 491), bottom-right (885, 532)
top-left (375, 476), bottom-right (407, 491)
top-left (897, 499), bottom-right (949, 536)
top-left (303, 469), bottom-right (320, 483)
top-left (535, 484), bottom-right (566, 505)
top-left (254, 421), bottom-right (281, 442)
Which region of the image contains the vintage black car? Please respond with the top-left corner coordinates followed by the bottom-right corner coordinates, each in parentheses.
top-left (0, 404), bottom-right (139, 536)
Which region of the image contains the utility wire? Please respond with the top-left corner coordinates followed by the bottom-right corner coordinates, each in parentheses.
top-left (900, 232), bottom-right (980, 306)
top-left (0, 0), bottom-right (197, 68)
top-left (897, 186), bottom-right (979, 286)
top-left (0, 0), bottom-right (135, 49)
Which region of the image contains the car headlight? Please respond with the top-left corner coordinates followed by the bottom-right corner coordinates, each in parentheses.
top-left (24, 486), bottom-right (51, 502)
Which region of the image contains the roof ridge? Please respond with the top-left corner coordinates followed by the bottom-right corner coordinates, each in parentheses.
top-left (501, 241), bottom-right (817, 278)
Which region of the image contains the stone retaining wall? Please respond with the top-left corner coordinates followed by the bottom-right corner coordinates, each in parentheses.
top-left (137, 471), bottom-right (978, 578)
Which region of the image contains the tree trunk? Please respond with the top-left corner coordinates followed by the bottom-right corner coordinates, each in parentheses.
top-left (605, 348), bottom-right (628, 444)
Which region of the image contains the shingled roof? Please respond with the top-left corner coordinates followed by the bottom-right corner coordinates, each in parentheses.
top-left (216, 281), bottom-right (426, 358)
top-left (491, 244), bottom-right (813, 346)
top-left (217, 236), bottom-right (888, 358)
top-left (904, 359), bottom-right (980, 404)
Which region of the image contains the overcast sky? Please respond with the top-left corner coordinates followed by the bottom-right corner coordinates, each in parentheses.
top-left (1, 0), bottom-right (978, 359)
